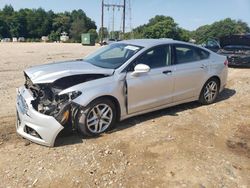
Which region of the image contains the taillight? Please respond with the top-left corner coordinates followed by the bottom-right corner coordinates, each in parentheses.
top-left (224, 59), bottom-right (228, 66)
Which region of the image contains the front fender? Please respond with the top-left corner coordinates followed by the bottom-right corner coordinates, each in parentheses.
top-left (67, 75), bottom-right (127, 119)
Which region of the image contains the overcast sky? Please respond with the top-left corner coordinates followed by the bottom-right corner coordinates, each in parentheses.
top-left (0, 0), bottom-right (249, 31)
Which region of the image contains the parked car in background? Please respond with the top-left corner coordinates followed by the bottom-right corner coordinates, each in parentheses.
top-left (1, 38), bottom-right (11, 42)
top-left (16, 39), bottom-right (228, 146)
top-left (18, 37), bottom-right (25, 42)
top-left (204, 34), bottom-right (250, 67)
top-left (203, 38), bottom-right (221, 52)
top-left (101, 38), bottom-right (122, 45)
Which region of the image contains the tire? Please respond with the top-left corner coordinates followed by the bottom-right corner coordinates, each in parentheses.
top-left (199, 78), bottom-right (219, 105)
top-left (76, 98), bottom-right (117, 137)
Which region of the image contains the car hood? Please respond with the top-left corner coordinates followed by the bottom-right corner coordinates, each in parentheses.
top-left (25, 60), bottom-right (114, 84)
top-left (220, 34), bottom-right (250, 48)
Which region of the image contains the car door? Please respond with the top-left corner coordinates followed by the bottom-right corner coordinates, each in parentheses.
top-left (172, 44), bottom-right (210, 102)
top-left (126, 45), bottom-right (174, 114)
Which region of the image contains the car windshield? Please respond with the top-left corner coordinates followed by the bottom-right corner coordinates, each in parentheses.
top-left (84, 43), bottom-right (143, 69)
top-left (224, 45), bottom-right (250, 51)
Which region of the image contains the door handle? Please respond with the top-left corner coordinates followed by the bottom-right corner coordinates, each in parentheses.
top-left (162, 70), bottom-right (172, 74)
top-left (200, 64), bottom-right (207, 69)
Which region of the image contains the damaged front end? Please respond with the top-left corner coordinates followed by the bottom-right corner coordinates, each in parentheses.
top-left (25, 73), bottom-right (83, 125)
top-left (16, 72), bottom-right (109, 146)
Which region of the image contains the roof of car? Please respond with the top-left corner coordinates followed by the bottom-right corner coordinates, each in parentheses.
top-left (120, 39), bottom-right (187, 48)
top-left (119, 39), bottom-right (213, 54)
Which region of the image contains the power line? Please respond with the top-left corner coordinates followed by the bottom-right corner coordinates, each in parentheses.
top-left (101, 0), bottom-right (126, 44)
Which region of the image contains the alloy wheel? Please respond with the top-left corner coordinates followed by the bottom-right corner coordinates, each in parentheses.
top-left (86, 104), bottom-right (113, 133)
top-left (204, 80), bottom-right (218, 103)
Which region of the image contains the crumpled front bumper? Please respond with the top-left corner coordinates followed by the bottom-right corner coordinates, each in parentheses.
top-left (16, 86), bottom-right (64, 147)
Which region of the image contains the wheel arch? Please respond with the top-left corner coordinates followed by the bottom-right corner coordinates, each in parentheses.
top-left (88, 95), bottom-right (121, 121)
top-left (198, 75), bottom-right (221, 104)
top-left (207, 75), bottom-right (221, 89)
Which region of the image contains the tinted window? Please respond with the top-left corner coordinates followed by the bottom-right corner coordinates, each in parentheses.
top-left (174, 44), bottom-right (209, 64)
top-left (135, 45), bottom-right (171, 69)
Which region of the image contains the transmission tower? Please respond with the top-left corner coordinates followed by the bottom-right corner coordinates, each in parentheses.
top-left (126, 0), bottom-right (133, 38)
top-left (101, 0), bottom-right (126, 44)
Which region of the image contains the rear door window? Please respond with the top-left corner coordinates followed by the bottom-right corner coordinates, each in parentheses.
top-left (174, 44), bottom-right (209, 64)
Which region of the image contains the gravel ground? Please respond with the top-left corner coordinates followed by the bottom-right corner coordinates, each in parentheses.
top-left (0, 43), bottom-right (249, 188)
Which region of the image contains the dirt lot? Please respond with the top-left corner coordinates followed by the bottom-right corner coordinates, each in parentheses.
top-left (0, 43), bottom-right (249, 188)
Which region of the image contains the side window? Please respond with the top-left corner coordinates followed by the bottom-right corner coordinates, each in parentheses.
top-left (174, 44), bottom-right (209, 64)
top-left (196, 48), bottom-right (210, 60)
top-left (135, 45), bottom-right (171, 69)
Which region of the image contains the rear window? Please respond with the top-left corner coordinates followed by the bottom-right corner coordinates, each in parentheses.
top-left (174, 44), bottom-right (209, 64)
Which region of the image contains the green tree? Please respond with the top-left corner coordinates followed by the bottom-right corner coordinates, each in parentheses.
top-left (0, 5), bottom-right (97, 42)
top-left (52, 13), bottom-right (71, 34)
top-left (69, 9), bottom-right (97, 42)
top-left (143, 17), bottom-right (179, 39)
top-left (178, 28), bottom-right (191, 42)
top-left (109, 31), bottom-right (120, 39)
top-left (192, 18), bottom-right (250, 44)
top-left (88, 29), bottom-right (98, 42)
top-left (49, 31), bottom-right (60, 41)
top-left (2, 5), bottom-right (14, 16)
top-left (0, 19), bottom-right (10, 38)
top-left (70, 18), bottom-right (87, 42)
top-left (98, 27), bottom-right (109, 40)
top-left (132, 15), bottom-right (190, 41)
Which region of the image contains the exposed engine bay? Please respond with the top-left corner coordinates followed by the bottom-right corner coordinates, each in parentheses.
top-left (24, 73), bottom-right (108, 125)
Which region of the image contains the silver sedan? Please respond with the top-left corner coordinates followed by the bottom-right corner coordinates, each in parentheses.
top-left (16, 39), bottom-right (228, 146)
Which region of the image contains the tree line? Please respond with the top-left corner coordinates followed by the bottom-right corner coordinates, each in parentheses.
top-left (0, 5), bottom-right (97, 42)
top-left (127, 15), bottom-right (250, 44)
top-left (128, 15), bottom-right (190, 42)
top-left (191, 18), bottom-right (250, 44)
top-left (0, 5), bottom-right (249, 44)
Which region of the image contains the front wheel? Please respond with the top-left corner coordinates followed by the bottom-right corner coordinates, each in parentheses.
top-left (77, 99), bottom-right (117, 137)
top-left (199, 78), bottom-right (219, 105)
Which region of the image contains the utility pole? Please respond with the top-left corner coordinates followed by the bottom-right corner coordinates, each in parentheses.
top-left (101, 0), bottom-right (126, 44)
top-left (123, 0), bottom-right (126, 35)
top-left (101, 0), bottom-right (104, 45)
top-left (112, 6), bottom-right (115, 39)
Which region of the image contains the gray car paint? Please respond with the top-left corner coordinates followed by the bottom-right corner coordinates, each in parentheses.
top-left (16, 39), bottom-right (228, 146)
top-left (25, 60), bottom-right (114, 84)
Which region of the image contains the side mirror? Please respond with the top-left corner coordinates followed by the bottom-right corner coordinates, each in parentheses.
top-left (131, 64), bottom-right (150, 77)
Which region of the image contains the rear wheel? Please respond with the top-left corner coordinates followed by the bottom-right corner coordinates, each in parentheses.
top-left (199, 78), bottom-right (219, 105)
top-left (77, 98), bottom-right (116, 137)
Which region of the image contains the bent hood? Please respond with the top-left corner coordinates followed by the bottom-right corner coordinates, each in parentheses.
top-left (24, 60), bottom-right (114, 84)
